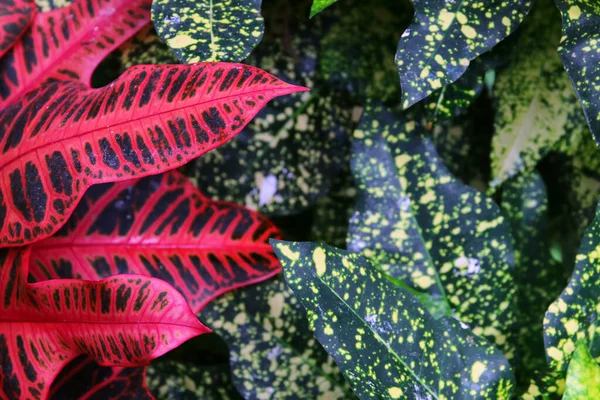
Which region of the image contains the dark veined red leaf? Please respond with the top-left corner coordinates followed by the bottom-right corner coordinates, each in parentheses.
top-left (0, 0), bottom-right (150, 106)
top-left (0, 0), bottom-right (35, 59)
top-left (29, 170), bottom-right (282, 312)
top-left (0, 63), bottom-right (305, 247)
top-left (0, 246), bottom-right (209, 400)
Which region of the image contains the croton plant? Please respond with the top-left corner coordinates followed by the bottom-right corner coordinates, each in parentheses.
top-left (1, 0), bottom-right (600, 398)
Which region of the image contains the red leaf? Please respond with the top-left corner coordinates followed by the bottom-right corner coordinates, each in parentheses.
top-left (0, 0), bottom-right (35, 59)
top-left (30, 170), bottom-right (282, 313)
top-left (0, 0), bottom-right (150, 106)
top-left (0, 246), bottom-right (209, 399)
top-left (0, 63), bottom-right (306, 246)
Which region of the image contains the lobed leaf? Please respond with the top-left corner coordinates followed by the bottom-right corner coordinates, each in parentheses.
top-left (0, 63), bottom-right (305, 246)
top-left (273, 240), bottom-right (515, 399)
top-left (0, 0), bottom-right (35, 59)
top-left (0, 246), bottom-right (208, 399)
top-left (396, 0), bottom-right (532, 108)
top-left (152, 0), bottom-right (264, 63)
top-left (563, 341), bottom-right (600, 400)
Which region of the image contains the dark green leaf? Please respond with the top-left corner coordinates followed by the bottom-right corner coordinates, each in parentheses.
top-left (152, 0), bottom-right (264, 63)
top-left (396, 0), bottom-right (532, 108)
top-left (563, 341), bottom-right (600, 400)
top-left (273, 241), bottom-right (515, 399)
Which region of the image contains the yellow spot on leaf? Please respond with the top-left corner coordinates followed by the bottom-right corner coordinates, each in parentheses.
top-left (461, 25), bottom-right (477, 39)
top-left (168, 34), bottom-right (197, 49)
top-left (471, 361), bottom-right (486, 383)
top-left (568, 6), bottom-right (581, 20)
top-left (313, 247), bottom-right (327, 277)
top-left (388, 387), bottom-right (403, 399)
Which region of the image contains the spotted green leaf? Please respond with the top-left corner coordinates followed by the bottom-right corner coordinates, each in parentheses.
top-left (147, 361), bottom-right (241, 399)
top-left (490, 0), bottom-right (585, 190)
top-left (310, 0), bottom-right (339, 18)
top-left (563, 341), bottom-right (600, 400)
top-left (273, 241), bottom-right (516, 399)
top-left (199, 277), bottom-right (355, 399)
top-left (347, 103), bottom-right (517, 357)
top-left (152, 0), bottom-right (264, 63)
top-left (543, 203), bottom-right (600, 396)
top-left (120, 26), bottom-right (179, 69)
top-left (555, 0), bottom-right (600, 144)
top-left (396, 0), bottom-right (532, 109)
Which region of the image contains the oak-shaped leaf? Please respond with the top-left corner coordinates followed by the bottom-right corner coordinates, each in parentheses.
top-left (0, 0), bottom-right (35, 59)
top-left (396, 0), bottom-right (532, 108)
top-left (199, 277), bottom-right (355, 399)
top-left (0, 246), bottom-right (209, 399)
top-left (0, 63), bottom-right (305, 246)
top-left (348, 103), bottom-right (517, 356)
top-left (0, 0), bottom-right (151, 106)
top-left (152, 0), bottom-right (264, 63)
top-left (273, 241), bottom-right (515, 399)
top-left (563, 341), bottom-right (600, 400)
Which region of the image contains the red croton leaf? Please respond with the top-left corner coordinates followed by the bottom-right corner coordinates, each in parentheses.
top-left (0, 63), bottom-right (306, 246)
top-left (0, 0), bottom-right (35, 59)
top-left (0, 0), bottom-right (150, 106)
top-left (29, 170), bottom-right (283, 312)
top-left (0, 246), bottom-right (209, 400)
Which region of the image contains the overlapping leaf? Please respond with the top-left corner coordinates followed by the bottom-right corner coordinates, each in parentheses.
top-left (563, 341), bottom-right (600, 400)
top-left (347, 103), bottom-right (517, 356)
top-left (0, 246), bottom-right (208, 399)
top-left (490, 0), bottom-right (585, 190)
top-left (0, 0), bottom-right (35, 59)
top-left (555, 0), bottom-right (600, 144)
top-left (396, 0), bottom-right (532, 108)
top-left (0, 63), bottom-right (304, 246)
top-left (273, 241), bottom-right (515, 399)
top-left (199, 277), bottom-right (355, 399)
top-left (152, 0), bottom-right (264, 63)
top-left (542, 203), bottom-right (600, 396)
top-left (0, 0), bottom-right (151, 106)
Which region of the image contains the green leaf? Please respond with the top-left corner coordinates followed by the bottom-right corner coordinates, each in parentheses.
top-left (272, 241), bottom-right (515, 399)
top-left (543, 203), bottom-right (600, 395)
top-left (152, 0), bottom-right (264, 63)
top-left (347, 103), bottom-right (517, 357)
top-left (563, 341), bottom-right (600, 400)
top-left (120, 26), bottom-right (179, 69)
top-left (310, 0), bottom-right (339, 18)
top-left (396, 0), bottom-right (532, 108)
top-left (555, 0), bottom-right (600, 144)
top-left (490, 0), bottom-right (584, 189)
top-left (199, 277), bottom-right (355, 399)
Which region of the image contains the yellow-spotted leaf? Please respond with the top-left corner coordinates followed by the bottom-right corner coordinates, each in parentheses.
top-left (490, 0), bottom-right (584, 190)
top-left (199, 277), bottom-right (355, 399)
top-left (152, 0), bottom-right (264, 63)
top-left (543, 203), bottom-right (600, 396)
top-left (396, 0), bottom-right (532, 109)
top-left (563, 341), bottom-right (600, 400)
top-left (347, 103), bottom-right (517, 356)
top-left (273, 241), bottom-right (515, 399)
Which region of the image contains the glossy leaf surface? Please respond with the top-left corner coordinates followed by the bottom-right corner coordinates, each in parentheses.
top-left (563, 341), bottom-right (600, 400)
top-left (0, 246), bottom-right (208, 399)
top-left (273, 240), bottom-right (515, 399)
top-left (29, 171), bottom-right (282, 313)
top-left (0, 0), bottom-right (35, 59)
top-left (396, 0), bottom-right (532, 108)
top-left (310, 0), bottom-right (338, 17)
top-left (0, 63), bottom-right (305, 246)
top-left (152, 0), bottom-right (264, 63)
top-left (0, 0), bottom-right (150, 106)
top-left (348, 103), bottom-right (517, 356)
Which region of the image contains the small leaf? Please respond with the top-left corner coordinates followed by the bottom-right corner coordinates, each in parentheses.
top-left (396, 0), bottom-right (532, 108)
top-left (152, 0), bottom-right (264, 63)
top-left (199, 277), bottom-right (355, 399)
top-left (563, 341), bottom-right (600, 400)
top-left (273, 240), bottom-right (515, 399)
top-left (310, 0), bottom-right (339, 18)
top-left (0, 246), bottom-right (208, 399)
top-left (0, 0), bottom-right (35, 59)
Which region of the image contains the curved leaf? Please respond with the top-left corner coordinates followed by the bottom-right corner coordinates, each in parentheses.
top-left (0, 0), bottom-right (35, 59)
top-left (348, 103), bottom-right (517, 356)
top-left (543, 203), bottom-right (600, 395)
top-left (310, 0), bottom-right (338, 18)
top-left (0, 0), bottom-right (150, 106)
top-left (273, 241), bottom-right (515, 399)
top-left (396, 0), bottom-right (532, 108)
top-left (0, 246), bottom-right (208, 399)
top-left (152, 0), bottom-right (264, 63)
top-left (0, 63), bottom-right (305, 246)
top-left (199, 277), bottom-right (355, 399)
top-left (29, 170), bottom-right (282, 313)
top-left (555, 0), bottom-right (600, 143)
top-left (563, 341), bottom-right (600, 400)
